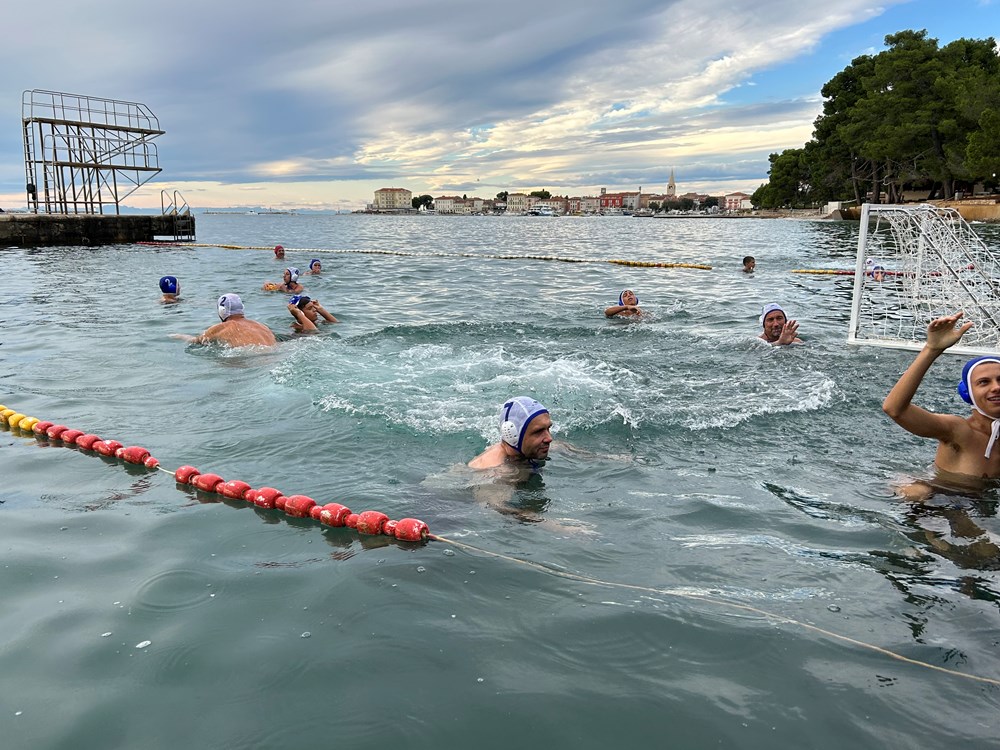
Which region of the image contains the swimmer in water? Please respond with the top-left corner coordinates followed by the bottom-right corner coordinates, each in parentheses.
top-left (743, 255), bottom-right (756, 273)
top-left (469, 397), bottom-right (552, 471)
top-left (306, 259), bottom-right (322, 275)
top-left (274, 245), bottom-right (285, 260)
top-left (262, 267), bottom-right (304, 294)
top-left (287, 294), bottom-right (339, 332)
top-left (758, 302), bottom-right (802, 345)
top-left (159, 275), bottom-right (180, 303)
top-left (170, 293), bottom-right (277, 347)
top-left (883, 312), bottom-right (1000, 498)
top-left (605, 290), bottom-right (642, 318)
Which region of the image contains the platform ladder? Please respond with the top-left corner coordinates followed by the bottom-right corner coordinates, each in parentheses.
top-left (161, 190), bottom-right (195, 242)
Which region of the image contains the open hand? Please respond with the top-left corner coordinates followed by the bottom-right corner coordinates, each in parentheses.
top-left (926, 311), bottom-right (973, 351)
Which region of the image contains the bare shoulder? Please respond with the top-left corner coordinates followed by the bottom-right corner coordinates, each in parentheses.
top-left (469, 444), bottom-right (505, 470)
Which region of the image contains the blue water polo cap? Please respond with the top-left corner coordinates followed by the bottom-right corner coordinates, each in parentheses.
top-left (217, 293), bottom-right (244, 321)
top-left (309, 259), bottom-right (321, 270)
top-left (289, 295), bottom-right (311, 310)
top-left (159, 275), bottom-right (178, 294)
top-left (499, 396), bottom-right (549, 453)
top-left (759, 302), bottom-right (785, 326)
top-left (958, 357), bottom-right (1000, 404)
top-left (619, 290), bottom-right (638, 305)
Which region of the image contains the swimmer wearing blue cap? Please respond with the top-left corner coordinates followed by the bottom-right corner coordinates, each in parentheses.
top-left (159, 275), bottom-right (180, 304)
top-left (306, 259), bottom-right (322, 275)
top-left (170, 293), bottom-right (277, 347)
top-left (605, 290), bottom-right (642, 318)
top-left (262, 267), bottom-right (304, 294)
top-left (287, 294), bottom-right (339, 332)
top-left (469, 397), bottom-right (553, 470)
top-left (759, 303), bottom-right (802, 345)
top-left (883, 311), bottom-right (1000, 495)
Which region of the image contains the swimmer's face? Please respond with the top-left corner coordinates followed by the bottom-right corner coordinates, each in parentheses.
top-left (311, 262), bottom-right (321, 271)
top-left (520, 413), bottom-right (553, 461)
top-left (621, 290), bottom-right (637, 306)
top-left (762, 310), bottom-right (786, 341)
top-left (283, 269), bottom-right (292, 283)
top-left (275, 249), bottom-right (285, 259)
top-left (971, 363), bottom-right (1000, 415)
top-left (744, 260), bottom-right (755, 272)
top-left (303, 300), bottom-right (320, 322)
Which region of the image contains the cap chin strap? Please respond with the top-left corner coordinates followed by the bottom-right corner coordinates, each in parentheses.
top-left (972, 405), bottom-right (1000, 458)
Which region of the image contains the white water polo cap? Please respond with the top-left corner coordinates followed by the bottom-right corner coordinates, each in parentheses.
top-left (959, 357), bottom-right (1000, 458)
top-left (499, 397), bottom-right (549, 453)
top-left (286, 267), bottom-right (300, 282)
top-left (759, 302), bottom-right (785, 326)
top-left (218, 293), bottom-right (244, 321)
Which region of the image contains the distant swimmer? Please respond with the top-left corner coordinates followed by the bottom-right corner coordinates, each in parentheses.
top-left (883, 312), bottom-right (1000, 494)
top-left (262, 267), bottom-right (304, 293)
top-left (274, 245), bottom-right (285, 260)
top-left (605, 289), bottom-right (642, 318)
top-left (306, 259), bottom-right (322, 275)
top-left (759, 302), bottom-right (802, 345)
top-left (287, 294), bottom-right (339, 332)
top-left (159, 275), bottom-right (180, 304)
top-left (743, 255), bottom-right (756, 273)
top-left (469, 396), bottom-right (552, 471)
top-left (171, 293), bottom-right (277, 347)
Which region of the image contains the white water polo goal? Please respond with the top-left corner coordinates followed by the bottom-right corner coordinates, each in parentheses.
top-left (848, 203), bottom-right (1000, 356)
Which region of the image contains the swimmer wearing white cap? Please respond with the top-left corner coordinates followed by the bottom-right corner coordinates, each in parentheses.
top-left (759, 303), bottom-right (802, 345)
top-left (883, 311), bottom-right (1000, 498)
top-left (262, 267), bottom-right (304, 294)
top-left (469, 397), bottom-right (553, 470)
top-left (170, 293), bottom-right (277, 347)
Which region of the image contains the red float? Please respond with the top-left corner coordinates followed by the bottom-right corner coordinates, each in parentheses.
top-left (32, 421), bottom-right (54, 436)
top-left (383, 519), bottom-right (398, 536)
top-left (94, 440), bottom-right (124, 456)
top-left (275, 495), bottom-right (288, 511)
top-left (345, 513), bottom-right (359, 529)
top-left (283, 495), bottom-right (317, 518)
top-left (192, 473), bottom-right (224, 492)
top-left (218, 480), bottom-right (252, 500)
top-left (121, 446), bottom-right (150, 464)
top-left (318, 503), bottom-right (351, 527)
top-left (46, 424), bottom-right (69, 439)
top-left (356, 510), bottom-right (389, 535)
top-left (114, 446), bottom-right (126, 459)
top-left (144, 456), bottom-right (160, 470)
top-left (75, 434), bottom-right (102, 450)
top-left (174, 465), bottom-right (201, 484)
top-left (393, 518), bottom-right (430, 542)
top-left (249, 487), bottom-right (283, 509)
top-left (58, 429), bottom-right (85, 444)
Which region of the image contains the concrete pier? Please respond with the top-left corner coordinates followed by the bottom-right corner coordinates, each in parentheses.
top-left (0, 213), bottom-right (195, 248)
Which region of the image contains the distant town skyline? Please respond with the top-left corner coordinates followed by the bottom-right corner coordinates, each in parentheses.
top-left (0, 0), bottom-right (995, 211)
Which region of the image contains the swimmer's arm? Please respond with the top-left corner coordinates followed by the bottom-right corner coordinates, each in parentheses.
top-left (605, 305), bottom-right (638, 317)
top-left (315, 303), bottom-right (339, 323)
top-left (773, 320), bottom-right (801, 346)
top-left (287, 304), bottom-right (318, 332)
top-left (169, 333), bottom-right (199, 343)
top-left (883, 313), bottom-right (972, 439)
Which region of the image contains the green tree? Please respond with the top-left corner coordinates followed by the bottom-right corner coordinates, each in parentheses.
top-left (496, 191), bottom-right (508, 202)
top-left (529, 189), bottom-right (551, 199)
top-left (411, 194), bottom-right (434, 210)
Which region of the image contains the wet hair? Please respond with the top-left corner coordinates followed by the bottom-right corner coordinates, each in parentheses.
top-left (289, 294), bottom-right (312, 310)
top-left (743, 256), bottom-right (754, 265)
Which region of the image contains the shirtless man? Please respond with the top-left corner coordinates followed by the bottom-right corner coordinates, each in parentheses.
top-left (759, 303), bottom-right (802, 345)
top-left (883, 312), bottom-right (1000, 494)
top-left (171, 293), bottom-right (277, 347)
top-left (287, 294), bottom-right (338, 332)
top-left (605, 289), bottom-right (642, 318)
top-left (469, 397), bottom-right (552, 471)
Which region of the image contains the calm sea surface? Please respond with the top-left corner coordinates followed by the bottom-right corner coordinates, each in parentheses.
top-left (2, 214), bottom-right (1000, 748)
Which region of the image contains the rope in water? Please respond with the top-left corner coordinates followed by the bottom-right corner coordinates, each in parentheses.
top-left (137, 241), bottom-right (713, 271)
top-left (3, 403), bottom-right (998, 687)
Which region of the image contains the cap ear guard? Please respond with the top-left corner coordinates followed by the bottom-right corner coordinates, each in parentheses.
top-left (958, 379), bottom-right (972, 404)
top-left (500, 420), bottom-right (520, 447)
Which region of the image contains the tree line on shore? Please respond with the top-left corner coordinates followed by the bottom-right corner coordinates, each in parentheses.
top-left (753, 30), bottom-right (1000, 209)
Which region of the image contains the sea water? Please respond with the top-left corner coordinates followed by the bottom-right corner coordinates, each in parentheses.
top-left (2, 214), bottom-right (999, 748)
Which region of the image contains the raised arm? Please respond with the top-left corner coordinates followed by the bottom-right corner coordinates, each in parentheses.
top-left (882, 312), bottom-right (972, 439)
top-left (314, 302), bottom-right (339, 323)
top-left (288, 304), bottom-right (318, 332)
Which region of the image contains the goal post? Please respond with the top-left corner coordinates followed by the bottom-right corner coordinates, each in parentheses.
top-left (848, 203), bottom-right (1000, 356)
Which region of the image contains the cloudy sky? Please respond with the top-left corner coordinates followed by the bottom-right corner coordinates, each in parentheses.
top-left (1, 0), bottom-right (996, 210)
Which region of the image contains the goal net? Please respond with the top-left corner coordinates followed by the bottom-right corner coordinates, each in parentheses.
top-left (848, 203), bottom-right (1000, 356)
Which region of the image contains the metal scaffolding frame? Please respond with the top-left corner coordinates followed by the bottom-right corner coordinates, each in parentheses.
top-left (22, 89), bottom-right (165, 215)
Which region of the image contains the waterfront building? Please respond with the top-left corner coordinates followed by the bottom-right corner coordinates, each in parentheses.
top-left (373, 187), bottom-right (413, 211)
